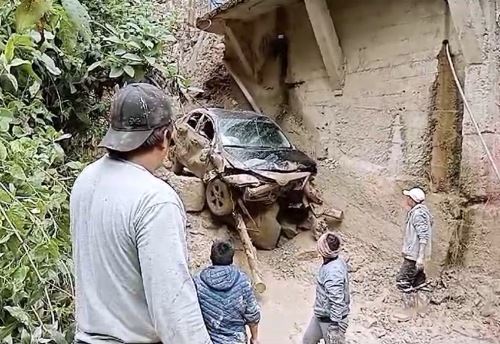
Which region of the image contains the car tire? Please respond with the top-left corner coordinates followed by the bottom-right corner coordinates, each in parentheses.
top-left (206, 178), bottom-right (234, 216)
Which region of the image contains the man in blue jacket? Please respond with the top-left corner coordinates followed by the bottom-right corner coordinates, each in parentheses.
top-left (195, 241), bottom-right (261, 344)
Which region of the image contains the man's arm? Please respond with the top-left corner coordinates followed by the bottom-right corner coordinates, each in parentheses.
top-left (136, 201), bottom-right (211, 344)
top-left (242, 277), bottom-right (261, 344)
top-left (249, 323), bottom-right (259, 344)
top-left (413, 210), bottom-right (431, 269)
top-left (324, 271), bottom-right (345, 324)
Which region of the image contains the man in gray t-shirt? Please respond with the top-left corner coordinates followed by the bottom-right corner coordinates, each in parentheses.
top-left (396, 187), bottom-right (433, 293)
top-left (70, 83), bottom-right (211, 343)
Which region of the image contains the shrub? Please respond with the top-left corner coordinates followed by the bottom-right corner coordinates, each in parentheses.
top-left (0, 0), bottom-right (182, 341)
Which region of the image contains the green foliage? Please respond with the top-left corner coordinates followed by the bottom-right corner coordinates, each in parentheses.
top-left (0, 0), bottom-right (183, 342)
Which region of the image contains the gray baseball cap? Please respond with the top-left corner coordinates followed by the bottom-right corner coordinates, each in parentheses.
top-left (99, 83), bottom-right (173, 152)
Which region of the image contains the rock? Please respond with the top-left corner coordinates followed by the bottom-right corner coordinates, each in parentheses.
top-left (165, 175), bottom-right (206, 212)
top-left (492, 279), bottom-right (500, 295)
top-left (480, 304), bottom-right (495, 317)
top-left (281, 219), bottom-right (299, 239)
top-left (366, 317), bottom-right (378, 328)
top-left (392, 311), bottom-right (411, 322)
top-left (373, 328), bottom-right (387, 338)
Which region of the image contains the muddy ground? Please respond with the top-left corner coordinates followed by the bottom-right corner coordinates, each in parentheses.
top-left (186, 210), bottom-right (500, 344)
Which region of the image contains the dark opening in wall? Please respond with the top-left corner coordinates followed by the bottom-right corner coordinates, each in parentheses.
top-left (428, 42), bottom-right (463, 192)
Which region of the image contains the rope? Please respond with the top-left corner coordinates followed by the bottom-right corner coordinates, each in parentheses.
top-left (444, 43), bottom-right (500, 184)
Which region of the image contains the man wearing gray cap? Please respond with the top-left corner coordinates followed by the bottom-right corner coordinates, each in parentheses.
top-left (70, 83), bottom-right (211, 343)
top-left (396, 187), bottom-right (433, 293)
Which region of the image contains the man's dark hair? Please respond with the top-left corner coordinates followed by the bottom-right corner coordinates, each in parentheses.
top-left (210, 240), bottom-right (234, 266)
top-left (108, 124), bottom-right (171, 159)
top-left (326, 233), bottom-right (341, 252)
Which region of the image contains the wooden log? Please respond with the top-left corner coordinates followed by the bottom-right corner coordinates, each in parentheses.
top-left (234, 212), bottom-right (266, 293)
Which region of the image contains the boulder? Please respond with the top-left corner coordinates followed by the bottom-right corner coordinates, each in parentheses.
top-left (165, 174), bottom-right (206, 212)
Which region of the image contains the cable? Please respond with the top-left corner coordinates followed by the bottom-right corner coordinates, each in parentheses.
top-left (444, 42), bottom-right (500, 184)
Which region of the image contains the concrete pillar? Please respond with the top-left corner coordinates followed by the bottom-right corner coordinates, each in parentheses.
top-left (304, 0), bottom-right (345, 90)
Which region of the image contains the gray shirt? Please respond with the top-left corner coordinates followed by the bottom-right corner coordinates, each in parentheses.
top-left (313, 257), bottom-right (350, 323)
top-left (70, 156), bottom-right (211, 344)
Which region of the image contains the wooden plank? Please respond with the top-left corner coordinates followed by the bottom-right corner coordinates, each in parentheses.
top-left (304, 0), bottom-right (345, 89)
top-left (447, 0), bottom-right (484, 64)
top-left (225, 23), bottom-right (254, 78)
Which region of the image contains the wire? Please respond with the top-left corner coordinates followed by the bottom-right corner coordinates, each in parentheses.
top-left (444, 42), bottom-right (500, 184)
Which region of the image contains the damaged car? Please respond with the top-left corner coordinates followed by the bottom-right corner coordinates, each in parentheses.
top-left (170, 108), bottom-right (325, 249)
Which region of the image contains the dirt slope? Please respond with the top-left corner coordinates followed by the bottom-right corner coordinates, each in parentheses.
top-left (187, 212), bottom-right (500, 344)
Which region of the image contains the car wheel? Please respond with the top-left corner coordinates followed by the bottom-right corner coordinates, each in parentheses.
top-left (206, 178), bottom-right (234, 216)
top-left (171, 157), bottom-right (184, 175)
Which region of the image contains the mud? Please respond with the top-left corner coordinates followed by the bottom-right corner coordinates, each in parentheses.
top-left (186, 216), bottom-right (500, 344)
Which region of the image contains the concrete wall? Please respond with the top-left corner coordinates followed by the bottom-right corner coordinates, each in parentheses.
top-left (283, 0), bottom-right (464, 269)
top-left (222, 0), bottom-right (500, 274)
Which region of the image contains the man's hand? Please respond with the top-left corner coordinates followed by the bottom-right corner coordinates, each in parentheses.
top-left (416, 257), bottom-right (424, 271)
top-left (250, 337), bottom-right (260, 344)
top-left (327, 324), bottom-right (342, 344)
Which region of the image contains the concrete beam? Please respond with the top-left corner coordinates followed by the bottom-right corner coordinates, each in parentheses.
top-left (224, 23), bottom-right (254, 79)
top-left (447, 0), bottom-right (485, 64)
top-left (304, 0), bottom-right (345, 90)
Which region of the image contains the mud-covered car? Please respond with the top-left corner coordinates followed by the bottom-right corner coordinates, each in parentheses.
top-left (170, 108), bottom-right (323, 248)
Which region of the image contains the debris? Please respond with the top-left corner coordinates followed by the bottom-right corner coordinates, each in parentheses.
top-left (280, 219), bottom-right (299, 239)
top-left (170, 107), bottom-right (338, 249)
top-left (163, 174), bottom-right (206, 212)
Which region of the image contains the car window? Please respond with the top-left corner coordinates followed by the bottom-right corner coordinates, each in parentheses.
top-left (197, 115), bottom-right (215, 141)
top-left (218, 117), bottom-right (291, 149)
top-left (187, 113), bottom-right (203, 129)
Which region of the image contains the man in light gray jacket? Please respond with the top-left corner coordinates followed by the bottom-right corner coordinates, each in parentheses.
top-left (396, 187), bottom-right (433, 293)
top-left (303, 232), bottom-right (350, 344)
top-left (70, 83), bottom-right (211, 343)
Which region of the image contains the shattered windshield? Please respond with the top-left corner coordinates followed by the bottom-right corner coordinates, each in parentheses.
top-left (218, 117), bottom-right (292, 149)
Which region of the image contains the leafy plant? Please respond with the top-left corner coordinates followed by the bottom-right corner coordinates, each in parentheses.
top-left (0, 0), bottom-right (184, 342)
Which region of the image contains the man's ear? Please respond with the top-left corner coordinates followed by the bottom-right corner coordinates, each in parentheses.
top-left (161, 129), bottom-right (172, 150)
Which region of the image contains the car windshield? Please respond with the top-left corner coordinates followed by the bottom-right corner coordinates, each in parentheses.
top-left (218, 117), bottom-right (291, 149)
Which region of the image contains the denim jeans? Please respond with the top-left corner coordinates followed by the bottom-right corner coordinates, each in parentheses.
top-left (302, 316), bottom-right (348, 344)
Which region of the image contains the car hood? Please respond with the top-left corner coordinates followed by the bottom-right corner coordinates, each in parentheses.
top-left (222, 147), bottom-right (317, 173)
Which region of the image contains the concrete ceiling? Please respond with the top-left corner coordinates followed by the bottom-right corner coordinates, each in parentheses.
top-left (197, 0), bottom-right (301, 34)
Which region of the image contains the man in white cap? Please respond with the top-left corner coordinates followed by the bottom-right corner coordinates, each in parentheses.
top-left (396, 187), bottom-right (433, 292)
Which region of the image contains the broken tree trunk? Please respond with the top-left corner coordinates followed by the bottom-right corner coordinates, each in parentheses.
top-left (234, 211), bottom-right (266, 293)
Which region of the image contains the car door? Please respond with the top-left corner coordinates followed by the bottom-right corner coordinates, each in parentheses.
top-left (174, 112), bottom-right (212, 178)
top-left (188, 114), bottom-right (215, 178)
top-left (173, 112), bottom-right (202, 175)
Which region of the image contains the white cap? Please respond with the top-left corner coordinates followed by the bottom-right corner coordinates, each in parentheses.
top-left (403, 187), bottom-right (426, 203)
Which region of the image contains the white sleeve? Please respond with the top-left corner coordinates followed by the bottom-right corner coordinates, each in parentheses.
top-left (135, 201), bottom-right (211, 344)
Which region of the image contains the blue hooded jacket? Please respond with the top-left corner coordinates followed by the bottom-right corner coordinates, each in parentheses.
top-left (194, 265), bottom-right (261, 344)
